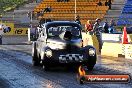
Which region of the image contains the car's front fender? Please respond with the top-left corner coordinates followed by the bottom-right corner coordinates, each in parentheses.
top-left (40, 46), bottom-right (51, 60)
top-left (81, 45), bottom-right (96, 51)
top-left (81, 45), bottom-right (97, 58)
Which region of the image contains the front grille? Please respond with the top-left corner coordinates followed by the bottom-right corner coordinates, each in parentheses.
top-left (59, 54), bottom-right (83, 63)
top-left (65, 44), bottom-right (79, 53)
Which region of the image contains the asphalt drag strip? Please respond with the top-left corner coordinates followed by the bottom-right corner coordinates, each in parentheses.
top-left (0, 46), bottom-right (132, 88)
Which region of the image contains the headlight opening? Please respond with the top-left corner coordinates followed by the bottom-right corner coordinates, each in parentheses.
top-left (45, 49), bottom-right (52, 57)
top-left (89, 48), bottom-right (95, 56)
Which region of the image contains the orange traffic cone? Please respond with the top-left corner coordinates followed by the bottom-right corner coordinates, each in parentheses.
top-left (122, 26), bottom-right (128, 44)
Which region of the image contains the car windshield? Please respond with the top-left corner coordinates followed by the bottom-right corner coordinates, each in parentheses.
top-left (47, 26), bottom-right (81, 37)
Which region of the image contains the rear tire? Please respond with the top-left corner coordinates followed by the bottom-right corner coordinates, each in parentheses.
top-left (43, 65), bottom-right (50, 71)
top-left (32, 42), bottom-right (40, 66)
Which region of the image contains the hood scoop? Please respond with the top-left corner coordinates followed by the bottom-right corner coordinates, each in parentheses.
top-left (59, 31), bottom-right (73, 41)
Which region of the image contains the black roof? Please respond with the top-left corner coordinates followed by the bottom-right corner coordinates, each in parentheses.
top-left (43, 21), bottom-right (82, 29)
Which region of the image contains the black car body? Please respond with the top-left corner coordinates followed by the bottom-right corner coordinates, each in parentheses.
top-left (32, 21), bottom-right (97, 70)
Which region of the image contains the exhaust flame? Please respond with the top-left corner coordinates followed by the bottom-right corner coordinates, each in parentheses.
top-left (78, 65), bottom-right (86, 76)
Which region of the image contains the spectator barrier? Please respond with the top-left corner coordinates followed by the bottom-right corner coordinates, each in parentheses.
top-left (0, 22), bottom-right (14, 35)
top-left (101, 34), bottom-right (132, 58)
top-left (0, 22), bottom-right (28, 35)
top-left (101, 42), bottom-right (122, 57)
top-left (14, 28), bottom-right (28, 35)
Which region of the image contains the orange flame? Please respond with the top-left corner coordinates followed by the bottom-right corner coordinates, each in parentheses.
top-left (78, 65), bottom-right (86, 76)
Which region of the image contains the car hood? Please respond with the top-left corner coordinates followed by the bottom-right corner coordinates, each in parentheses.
top-left (46, 37), bottom-right (82, 50)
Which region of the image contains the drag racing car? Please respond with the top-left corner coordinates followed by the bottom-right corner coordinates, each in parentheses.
top-left (32, 21), bottom-right (97, 71)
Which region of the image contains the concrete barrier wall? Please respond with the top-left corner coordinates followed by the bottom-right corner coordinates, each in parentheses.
top-left (0, 22), bottom-right (28, 35)
top-left (0, 22), bottom-right (14, 35)
top-left (101, 42), bottom-right (122, 57)
top-left (101, 42), bottom-right (132, 59)
top-left (102, 33), bottom-right (132, 43)
top-left (102, 33), bottom-right (122, 42)
top-left (14, 28), bottom-right (28, 35)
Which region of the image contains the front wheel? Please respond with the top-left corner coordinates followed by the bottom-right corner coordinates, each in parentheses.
top-left (86, 57), bottom-right (96, 71)
top-left (86, 65), bottom-right (94, 71)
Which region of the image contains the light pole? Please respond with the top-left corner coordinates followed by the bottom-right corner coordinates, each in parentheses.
top-left (75, 0), bottom-right (77, 19)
